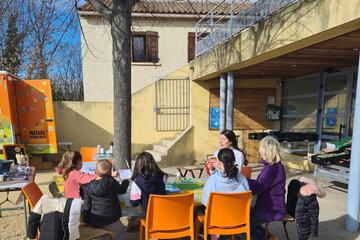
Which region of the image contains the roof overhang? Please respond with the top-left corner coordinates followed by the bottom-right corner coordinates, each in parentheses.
top-left (190, 0), bottom-right (360, 81)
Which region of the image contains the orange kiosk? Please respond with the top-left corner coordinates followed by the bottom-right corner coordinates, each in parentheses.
top-left (0, 71), bottom-right (57, 160)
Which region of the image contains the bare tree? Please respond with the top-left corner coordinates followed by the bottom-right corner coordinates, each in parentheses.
top-left (52, 46), bottom-right (83, 101)
top-left (0, 0), bottom-right (83, 101)
top-left (24, 0), bottom-right (78, 79)
top-left (83, 0), bottom-right (135, 169)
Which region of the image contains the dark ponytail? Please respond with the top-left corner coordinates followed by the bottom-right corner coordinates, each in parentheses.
top-left (218, 148), bottom-right (238, 180)
top-left (221, 130), bottom-right (248, 165)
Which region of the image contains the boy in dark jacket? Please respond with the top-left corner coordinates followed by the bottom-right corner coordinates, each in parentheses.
top-left (82, 160), bottom-right (129, 239)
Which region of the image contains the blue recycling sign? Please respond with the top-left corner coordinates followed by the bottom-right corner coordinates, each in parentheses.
top-left (210, 107), bottom-right (220, 129)
top-left (326, 107), bottom-right (337, 127)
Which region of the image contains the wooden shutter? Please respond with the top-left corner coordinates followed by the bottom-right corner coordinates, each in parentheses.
top-left (188, 32), bottom-right (195, 62)
top-left (146, 31), bottom-right (159, 63)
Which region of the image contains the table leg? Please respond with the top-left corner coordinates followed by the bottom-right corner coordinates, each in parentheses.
top-left (198, 169), bottom-right (204, 178)
top-left (176, 168), bottom-right (185, 177)
top-left (24, 196), bottom-right (28, 233)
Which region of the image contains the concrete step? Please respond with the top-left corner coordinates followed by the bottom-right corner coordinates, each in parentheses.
top-left (161, 139), bottom-right (174, 146)
top-left (153, 144), bottom-right (169, 153)
top-left (145, 149), bottom-right (166, 162)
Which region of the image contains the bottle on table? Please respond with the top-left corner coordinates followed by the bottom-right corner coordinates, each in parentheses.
top-left (96, 144), bottom-right (101, 154)
top-left (109, 142), bottom-right (113, 158)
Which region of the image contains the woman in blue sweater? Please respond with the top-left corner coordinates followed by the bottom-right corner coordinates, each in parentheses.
top-left (202, 148), bottom-right (250, 207)
top-left (130, 152), bottom-right (167, 216)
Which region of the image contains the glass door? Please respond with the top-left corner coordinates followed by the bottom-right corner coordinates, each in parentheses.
top-left (320, 69), bottom-right (357, 140)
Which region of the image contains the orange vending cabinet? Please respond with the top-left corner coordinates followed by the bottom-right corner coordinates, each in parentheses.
top-left (16, 80), bottom-right (57, 154)
top-left (0, 72), bottom-right (57, 159)
top-left (0, 72), bottom-right (21, 159)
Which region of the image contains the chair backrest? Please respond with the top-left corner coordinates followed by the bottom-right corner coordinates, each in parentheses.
top-left (22, 182), bottom-right (43, 209)
top-left (146, 193), bottom-right (194, 233)
top-left (80, 147), bottom-right (97, 162)
top-left (241, 166), bottom-right (252, 179)
top-left (205, 191), bottom-right (251, 230)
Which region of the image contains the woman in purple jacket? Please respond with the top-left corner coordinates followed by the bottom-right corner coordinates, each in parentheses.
top-left (248, 136), bottom-right (286, 240)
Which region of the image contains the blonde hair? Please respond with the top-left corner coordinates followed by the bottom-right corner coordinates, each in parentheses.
top-left (96, 160), bottom-right (112, 177)
top-left (259, 136), bottom-right (282, 164)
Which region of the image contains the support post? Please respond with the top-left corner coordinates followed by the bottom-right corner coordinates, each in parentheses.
top-left (345, 52), bottom-right (360, 232)
top-left (314, 71), bottom-right (325, 153)
top-left (226, 72), bottom-right (234, 130)
top-left (219, 74), bottom-right (227, 132)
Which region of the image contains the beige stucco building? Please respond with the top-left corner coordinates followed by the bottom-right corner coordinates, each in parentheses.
top-left (71, 0), bottom-right (360, 169)
top-left (78, 1), bottom-right (231, 101)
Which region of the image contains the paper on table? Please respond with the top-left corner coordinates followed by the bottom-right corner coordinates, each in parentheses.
top-left (119, 169), bottom-right (132, 180)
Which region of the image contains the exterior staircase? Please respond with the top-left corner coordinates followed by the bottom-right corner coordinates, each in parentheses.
top-left (145, 138), bottom-right (176, 163)
top-left (145, 126), bottom-right (194, 167)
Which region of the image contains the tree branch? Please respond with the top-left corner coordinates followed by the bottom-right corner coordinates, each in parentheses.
top-left (85, 0), bottom-right (112, 18)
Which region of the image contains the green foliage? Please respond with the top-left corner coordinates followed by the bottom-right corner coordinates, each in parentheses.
top-left (0, 11), bottom-right (24, 75)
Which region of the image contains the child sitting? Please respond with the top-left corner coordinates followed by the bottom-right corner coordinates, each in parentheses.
top-left (130, 152), bottom-right (167, 216)
top-left (200, 148), bottom-right (250, 240)
top-left (287, 177), bottom-right (326, 240)
top-left (202, 148), bottom-right (250, 206)
top-left (60, 150), bottom-right (118, 198)
top-left (81, 160), bottom-right (129, 239)
top-left (61, 150), bottom-right (96, 198)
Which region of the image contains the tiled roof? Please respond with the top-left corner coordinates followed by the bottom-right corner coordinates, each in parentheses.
top-left (78, 0), bottom-right (246, 15)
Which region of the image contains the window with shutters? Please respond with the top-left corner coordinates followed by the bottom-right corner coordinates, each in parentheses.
top-left (132, 31), bottom-right (159, 63)
top-left (188, 32), bottom-right (195, 62)
top-left (188, 32), bottom-right (209, 62)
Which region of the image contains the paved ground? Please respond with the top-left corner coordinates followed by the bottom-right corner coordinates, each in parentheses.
top-left (0, 165), bottom-right (359, 240)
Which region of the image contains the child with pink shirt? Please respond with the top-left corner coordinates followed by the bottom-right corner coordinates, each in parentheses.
top-left (58, 150), bottom-right (118, 198)
top-left (61, 151), bottom-right (96, 198)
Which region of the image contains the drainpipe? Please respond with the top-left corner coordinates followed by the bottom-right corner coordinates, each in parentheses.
top-left (219, 74), bottom-right (227, 133)
top-left (226, 72), bottom-right (234, 130)
top-left (345, 52), bottom-right (360, 232)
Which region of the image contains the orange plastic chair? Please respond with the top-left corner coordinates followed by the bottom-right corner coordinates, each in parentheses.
top-left (140, 193), bottom-right (194, 240)
top-left (22, 182), bottom-right (43, 209)
top-left (241, 166), bottom-right (252, 179)
top-left (195, 191), bottom-right (252, 240)
top-left (80, 147), bottom-right (97, 162)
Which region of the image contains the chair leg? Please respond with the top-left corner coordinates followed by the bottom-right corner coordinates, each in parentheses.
top-left (264, 223), bottom-right (269, 240)
top-left (282, 221), bottom-right (290, 240)
top-left (190, 170), bottom-right (196, 178)
top-left (198, 169), bottom-right (204, 178)
top-left (195, 220), bottom-right (200, 240)
top-left (246, 229), bottom-right (251, 240)
top-left (139, 221), bottom-right (144, 240)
